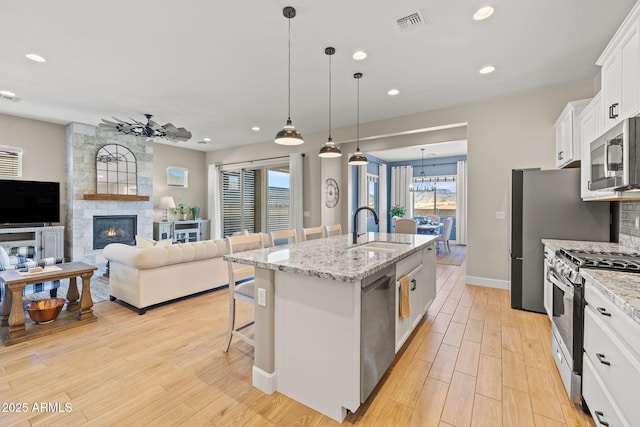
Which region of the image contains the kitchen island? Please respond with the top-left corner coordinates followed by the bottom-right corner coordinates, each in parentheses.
top-left (224, 232), bottom-right (437, 422)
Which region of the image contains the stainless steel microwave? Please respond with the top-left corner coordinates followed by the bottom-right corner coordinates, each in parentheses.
top-left (589, 116), bottom-right (640, 192)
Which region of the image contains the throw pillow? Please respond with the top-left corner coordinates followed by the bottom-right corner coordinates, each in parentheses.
top-left (155, 239), bottom-right (173, 247)
top-left (136, 235), bottom-right (156, 248)
top-left (0, 246), bottom-right (10, 266)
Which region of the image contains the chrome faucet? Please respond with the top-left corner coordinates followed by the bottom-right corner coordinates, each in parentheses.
top-left (353, 206), bottom-right (379, 244)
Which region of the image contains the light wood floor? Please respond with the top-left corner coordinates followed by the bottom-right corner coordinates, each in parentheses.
top-left (0, 260), bottom-right (595, 426)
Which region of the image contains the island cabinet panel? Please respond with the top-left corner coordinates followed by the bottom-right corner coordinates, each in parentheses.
top-left (395, 251), bottom-right (424, 352)
top-left (422, 243), bottom-right (437, 312)
top-left (274, 270), bottom-right (361, 422)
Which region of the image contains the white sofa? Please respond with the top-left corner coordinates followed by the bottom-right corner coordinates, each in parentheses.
top-left (103, 240), bottom-right (228, 314)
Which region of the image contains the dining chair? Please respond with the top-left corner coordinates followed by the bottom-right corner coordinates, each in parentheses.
top-left (395, 218), bottom-right (418, 234)
top-left (301, 226), bottom-right (325, 241)
top-left (437, 217), bottom-right (454, 253)
top-left (223, 233), bottom-right (264, 352)
top-left (323, 224), bottom-right (342, 237)
top-left (269, 229), bottom-right (298, 247)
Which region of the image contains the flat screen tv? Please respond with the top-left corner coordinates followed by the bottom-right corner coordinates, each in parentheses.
top-left (0, 179), bottom-right (60, 225)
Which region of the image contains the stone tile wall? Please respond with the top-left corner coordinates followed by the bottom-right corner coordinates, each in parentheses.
top-left (619, 201), bottom-right (640, 251)
top-left (65, 122), bottom-right (153, 266)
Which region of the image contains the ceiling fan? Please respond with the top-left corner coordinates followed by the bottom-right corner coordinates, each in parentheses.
top-left (99, 113), bottom-right (192, 142)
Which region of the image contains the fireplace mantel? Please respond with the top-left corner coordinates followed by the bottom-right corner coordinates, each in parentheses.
top-left (83, 194), bottom-right (150, 201)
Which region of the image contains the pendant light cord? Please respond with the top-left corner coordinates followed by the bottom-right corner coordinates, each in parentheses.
top-left (356, 76), bottom-right (360, 150)
top-left (328, 53), bottom-right (332, 139)
top-left (287, 17), bottom-right (292, 121)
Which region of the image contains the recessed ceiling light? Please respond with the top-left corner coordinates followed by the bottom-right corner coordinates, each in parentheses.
top-left (473, 6), bottom-right (494, 21)
top-left (251, 126), bottom-right (261, 132)
top-left (388, 89), bottom-right (400, 96)
top-left (352, 50), bottom-right (367, 61)
top-left (203, 138), bottom-right (211, 142)
top-left (479, 65), bottom-right (496, 74)
top-left (0, 90), bottom-right (16, 98)
top-left (25, 53), bottom-right (46, 63)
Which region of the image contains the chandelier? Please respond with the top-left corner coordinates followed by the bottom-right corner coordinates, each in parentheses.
top-left (409, 149), bottom-right (434, 192)
top-left (99, 113), bottom-right (192, 142)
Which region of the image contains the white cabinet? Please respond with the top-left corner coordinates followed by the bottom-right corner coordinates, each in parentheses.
top-left (582, 279), bottom-right (640, 426)
top-left (422, 242), bottom-right (436, 313)
top-left (39, 227), bottom-right (64, 259)
top-left (598, 7), bottom-right (640, 133)
top-left (153, 220), bottom-right (210, 243)
top-left (0, 225), bottom-right (64, 260)
top-left (555, 99), bottom-right (591, 168)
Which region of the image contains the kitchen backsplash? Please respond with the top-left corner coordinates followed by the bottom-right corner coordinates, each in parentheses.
top-left (620, 201), bottom-right (640, 251)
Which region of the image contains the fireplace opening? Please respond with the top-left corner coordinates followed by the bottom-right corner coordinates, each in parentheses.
top-left (93, 215), bottom-right (137, 249)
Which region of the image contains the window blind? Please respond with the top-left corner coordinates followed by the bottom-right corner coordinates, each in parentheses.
top-left (0, 146), bottom-right (22, 177)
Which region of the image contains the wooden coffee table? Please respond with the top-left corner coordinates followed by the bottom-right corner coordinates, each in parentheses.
top-left (0, 262), bottom-right (98, 346)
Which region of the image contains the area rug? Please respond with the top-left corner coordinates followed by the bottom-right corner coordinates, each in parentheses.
top-left (24, 270), bottom-right (110, 303)
top-left (436, 244), bottom-right (466, 266)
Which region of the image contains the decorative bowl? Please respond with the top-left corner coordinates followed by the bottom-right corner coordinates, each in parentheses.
top-left (25, 298), bottom-right (66, 324)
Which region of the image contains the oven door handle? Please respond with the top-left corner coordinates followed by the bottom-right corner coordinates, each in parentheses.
top-left (548, 270), bottom-right (574, 296)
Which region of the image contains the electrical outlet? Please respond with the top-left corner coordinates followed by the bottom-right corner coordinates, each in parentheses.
top-left (258, 288), bottom-right (266, 307)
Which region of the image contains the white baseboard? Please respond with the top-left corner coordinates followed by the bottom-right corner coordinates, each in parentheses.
top-left (466, 275), bottom-right (510, 290)
top-left (252, 365), bottom-right (276, 394)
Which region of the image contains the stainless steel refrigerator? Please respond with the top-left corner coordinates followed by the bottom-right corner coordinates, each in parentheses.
top-left (510, 168), bottom-right (610, 313)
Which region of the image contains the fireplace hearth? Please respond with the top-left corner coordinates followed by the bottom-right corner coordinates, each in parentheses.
top-left (93, 215), bottom-right (137, 250)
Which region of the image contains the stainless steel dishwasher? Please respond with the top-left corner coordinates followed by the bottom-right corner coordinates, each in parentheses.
top-left (360, 265), bottom-right (396, 402)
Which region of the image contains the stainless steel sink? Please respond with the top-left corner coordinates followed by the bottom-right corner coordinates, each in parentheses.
top-left (349, 241), bottom-right (411, 253)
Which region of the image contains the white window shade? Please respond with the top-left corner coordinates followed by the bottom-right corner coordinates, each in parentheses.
top-left (0, 146), bottom-right (22, 177)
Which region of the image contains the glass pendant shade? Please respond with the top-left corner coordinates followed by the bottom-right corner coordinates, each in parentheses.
top-left (275, 118), bottom-right (304, 145)
top-left (319, 137), bottom-right (342, 157)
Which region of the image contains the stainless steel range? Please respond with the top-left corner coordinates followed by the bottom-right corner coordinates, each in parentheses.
top-left (546, 248), bottom-right (640, 404)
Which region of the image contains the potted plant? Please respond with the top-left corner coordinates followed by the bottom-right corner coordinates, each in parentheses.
top-left (390, 205), bottom-right (406, 218)
top-left (174, 203), bottom-right (191, 220)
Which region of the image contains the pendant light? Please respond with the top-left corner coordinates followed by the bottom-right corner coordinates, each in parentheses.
top-left (409, 149), bottom-right (432, 192)
top-left (318, 47), bottom-right (342, 158)
top-left (275, 6), bottom-right (304, 146)
top-left (348, 72), bottom-right (368, 165)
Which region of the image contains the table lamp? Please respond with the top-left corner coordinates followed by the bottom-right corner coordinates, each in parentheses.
top-left (159, 196), bottom-right (176, 221)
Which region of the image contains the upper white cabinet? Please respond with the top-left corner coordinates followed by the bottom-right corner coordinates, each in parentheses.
top-left (598, 6), bottom-right (640, 133)
top-left (554, 99), bottom-right (591, 168)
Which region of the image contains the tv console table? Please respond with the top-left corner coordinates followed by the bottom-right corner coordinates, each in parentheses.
top-left (0, 225), bottom-right (64, 259)
top-left (0, 262), bottom-right (97, 346)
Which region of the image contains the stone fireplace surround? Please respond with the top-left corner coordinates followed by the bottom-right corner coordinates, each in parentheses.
top-left (65, 123), bottom-right (153, 268)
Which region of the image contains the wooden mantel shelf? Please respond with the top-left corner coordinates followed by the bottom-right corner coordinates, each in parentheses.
top-left (83, 194), bottom-right (150, 201)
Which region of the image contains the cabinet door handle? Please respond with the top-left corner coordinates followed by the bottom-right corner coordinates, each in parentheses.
top-left (609, 104), bottom-right (613, 119)
top-left (588, 180), bottom-right (592, 190)
top-left (558, 151), bottom-right (564, 160)
top-left (612, 103), bottom-right (619, 119)
top-left (427, 247), bottom-right (433, 251)
top-left (597, 307), bottom-right (612, 317)
top-left (595, 410), bottom-right (609, 426)
top-left (596, 353), bottom-right (611, 366)
top-left (410, 278), bottom-right (417, 291)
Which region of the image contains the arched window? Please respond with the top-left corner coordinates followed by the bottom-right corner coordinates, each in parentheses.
top-left (96, 144), bottom-right (137, 195)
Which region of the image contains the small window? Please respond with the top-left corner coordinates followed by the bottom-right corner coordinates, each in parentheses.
top-left (0, 146), bottom-right (23, 177)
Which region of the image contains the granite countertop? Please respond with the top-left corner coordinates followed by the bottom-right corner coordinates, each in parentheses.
top-left (542, 239), bottom-right (640, 326)
top-left (581, 269), bottom-right (640, 326)
top-left (541, 239), bottom-right (637, 254)
top-left (224, 232), bottom-right (436, 283)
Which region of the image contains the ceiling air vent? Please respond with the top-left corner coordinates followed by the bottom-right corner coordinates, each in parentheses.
top-left (395, 10), bottom-right (426, 32)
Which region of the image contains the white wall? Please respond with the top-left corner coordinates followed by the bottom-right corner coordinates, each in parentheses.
top-left (206, 80), bottom-right (596, 287)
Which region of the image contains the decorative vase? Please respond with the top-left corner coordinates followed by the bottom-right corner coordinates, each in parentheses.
top-left (191, 206), bottom-right (200, 220)
top-left (180, 213), bottom-right (187, 220)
